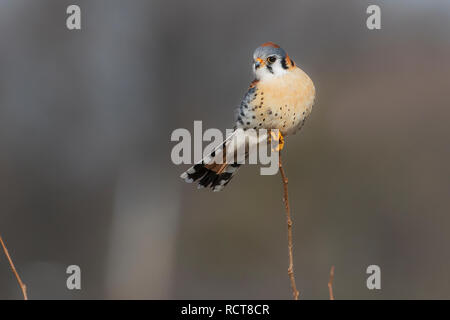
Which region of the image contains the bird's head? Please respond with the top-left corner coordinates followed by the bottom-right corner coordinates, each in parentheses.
top-left (252, 42), bottom-right (295, 80)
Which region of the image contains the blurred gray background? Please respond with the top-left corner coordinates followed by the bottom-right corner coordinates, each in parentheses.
top-left (1, 0), bottom-right (450, 299)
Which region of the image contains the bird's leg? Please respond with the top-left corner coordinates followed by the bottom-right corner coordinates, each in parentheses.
top-left (278, 131), bottom-right (285, 151)
top-left (270, 130), bottom-right (285, 152)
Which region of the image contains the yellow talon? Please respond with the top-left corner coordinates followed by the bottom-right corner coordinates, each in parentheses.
top-left (270, 130), bottom-right (285, 152)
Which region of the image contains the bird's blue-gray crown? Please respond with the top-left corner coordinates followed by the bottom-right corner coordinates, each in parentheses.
top-left (253, 42), bottom-right (287, 60)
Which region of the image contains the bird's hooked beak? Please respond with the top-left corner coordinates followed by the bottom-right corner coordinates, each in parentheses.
top-left (254, 57), bottom-right (265, 69)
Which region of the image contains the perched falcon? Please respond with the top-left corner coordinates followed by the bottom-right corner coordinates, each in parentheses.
top-left (180, 42), bottom-right (316, 191)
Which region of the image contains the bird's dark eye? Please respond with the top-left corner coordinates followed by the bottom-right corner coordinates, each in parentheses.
top-left (267, 56), bottom-right (276, 63)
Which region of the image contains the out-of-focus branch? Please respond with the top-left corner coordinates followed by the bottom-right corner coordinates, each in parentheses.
top-left (0, 235), bottom-right (28, 300)
top-left (328, 265), bottom-right (335, 300)
top-left (279, 152), bottom-right (299, 300)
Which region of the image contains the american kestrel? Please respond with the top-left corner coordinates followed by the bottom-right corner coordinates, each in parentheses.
top-left (180, 42), bottom-right (315, 191)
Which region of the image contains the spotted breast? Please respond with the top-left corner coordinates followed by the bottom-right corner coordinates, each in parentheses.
top-left (236, 66), bottom-right (315, 136)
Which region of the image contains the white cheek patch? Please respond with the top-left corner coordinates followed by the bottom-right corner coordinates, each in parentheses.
top-left (254, 61), bottom-right (288, 81)
top-left (270, 61), bottom-right (289, 76)
top-left (255, 67), bottom-right (272, 80)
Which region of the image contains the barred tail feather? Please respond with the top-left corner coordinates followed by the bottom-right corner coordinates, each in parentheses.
top-left (180, 162), bottom-right (241, 192)
top-left (179, 128), bottom-right (266, 191)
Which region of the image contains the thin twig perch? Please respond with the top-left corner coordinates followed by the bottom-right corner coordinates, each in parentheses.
top-left (328, 265), bottom-right (335, 300)
top-left (0, 234), bottom-right (28, 300)
top-left (278, 152), bottom-right (299, 300)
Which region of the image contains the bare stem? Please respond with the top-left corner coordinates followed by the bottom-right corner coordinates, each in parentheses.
top-left (328, 265), bottom-right (335, 300)
top-left (278, 152), bottom-right (299, 300)
top-left (0, 235), bottom-right (28, 300)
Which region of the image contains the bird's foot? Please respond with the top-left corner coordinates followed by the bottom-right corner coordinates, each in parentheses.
top-left (270, 130), bottom-right (285, 152)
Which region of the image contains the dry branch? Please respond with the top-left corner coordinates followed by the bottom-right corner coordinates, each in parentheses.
top-left (0, 234), bottom-right (28, 300)
top-left (278, 152), bottom-right (299, 300)
top-left (328, 265), bottom-right (335, 300)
